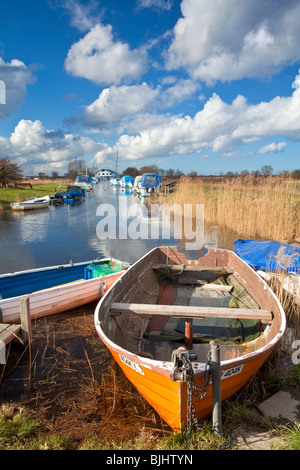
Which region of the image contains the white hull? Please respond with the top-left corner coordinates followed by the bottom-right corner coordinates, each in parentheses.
top-left (0, 270), bottom-right (124, 324)
top-left (140, 188), bottom-right (150, 197)
top-left (10, 196), bottom-right (51, 211)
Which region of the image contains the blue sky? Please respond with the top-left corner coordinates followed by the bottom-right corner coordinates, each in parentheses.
top-left (0, 0), bottom-right (300, 176)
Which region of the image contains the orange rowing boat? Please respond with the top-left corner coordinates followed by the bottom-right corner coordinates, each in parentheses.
top-left (94, 246), bottom-right (286, 432)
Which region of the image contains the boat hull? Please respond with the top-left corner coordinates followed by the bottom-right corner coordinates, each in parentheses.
top-left (0, 259), bottom-right (128, 323)
top-left (10, 196), bottom-right (51, 211)
top-left (107, 346), bottom-right (271, 431)
top-left (94, 246), bottom-right (286, 432)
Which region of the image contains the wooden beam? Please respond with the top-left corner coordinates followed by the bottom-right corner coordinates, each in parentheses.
top-left (110, 302), bottom-right (273, 323)
top-left (201, 284), bottom-right (233, 292)
top-left (20, 297), bottom-right (32, 344)
top-left (0, 323), bottom-right (22, 345)
top-left (152, 264), bottom-right (234, 274)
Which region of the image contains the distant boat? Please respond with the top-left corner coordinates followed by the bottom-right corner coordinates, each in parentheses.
top-left (74, 175), bottom-right (93, 191)
top-left (120, 175), bottom-right (134, 187)
top-left (133, 175), bottom-right (142, 193)
top-left (54, 185), bottom-right (85, 204)
top-left (0, 257), bottom-right (130, 323)
top-left (10, 195), bottom-right (51, 211)
top-left (94, 246), bottom-right (285, 432)
top-left (139, 173), bottom-right (161, 197)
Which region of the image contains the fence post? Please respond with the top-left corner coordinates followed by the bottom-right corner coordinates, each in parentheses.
top-left (20, 297), bottom-right (32, 345)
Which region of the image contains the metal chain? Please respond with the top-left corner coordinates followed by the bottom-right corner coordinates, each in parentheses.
top-left (181, 352), bottom-right (212, 440)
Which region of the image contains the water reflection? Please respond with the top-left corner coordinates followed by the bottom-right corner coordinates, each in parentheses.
top-left (0, 181), bottom-right (238, 275)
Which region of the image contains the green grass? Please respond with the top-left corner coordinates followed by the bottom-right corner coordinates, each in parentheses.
top-left (277, 421), bottom-right (300, 450)
top-left (1, 404), bottom-right (298, 450)
top-left (0, 183), bottom-right (69, 210)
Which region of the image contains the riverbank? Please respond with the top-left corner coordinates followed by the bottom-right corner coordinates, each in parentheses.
top-left (1, 301), bottom-right (299, 450)
top-left (159, 176), bottom-right (300, 244)
top-left (0, 180), bottom-right (70, 210)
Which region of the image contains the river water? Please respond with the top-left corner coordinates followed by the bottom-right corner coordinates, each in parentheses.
top-left (0, 181), bottom-right (239, 275)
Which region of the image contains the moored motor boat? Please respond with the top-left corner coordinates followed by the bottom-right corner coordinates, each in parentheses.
top-left (94, 246), bottom-right (286, 432)
top-left (54, 185), bottom-right (85, 204)
top-left (10, 195), bottom-right (51, 211)
top-left (0, 257), bottom-right (130, 323)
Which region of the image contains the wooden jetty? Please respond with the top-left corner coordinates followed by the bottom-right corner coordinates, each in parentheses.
top-left (0, 297), bottom-right (32, 364)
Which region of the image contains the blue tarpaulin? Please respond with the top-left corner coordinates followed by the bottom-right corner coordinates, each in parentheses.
top-left (121, 175), bottom-right (134, 184)
top-left (140, 173), bottom-right (161, 189)
top-left (234, 239), bottom-right (300, 274)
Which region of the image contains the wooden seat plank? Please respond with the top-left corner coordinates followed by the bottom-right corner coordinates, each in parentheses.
top-left (110, 302), bottom-right (273, 323)
top-left (152, 264), bottom-right (234, 274)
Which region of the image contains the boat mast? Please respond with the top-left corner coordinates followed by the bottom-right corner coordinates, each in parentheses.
top-left (116, 149), bottom-right (119, 176)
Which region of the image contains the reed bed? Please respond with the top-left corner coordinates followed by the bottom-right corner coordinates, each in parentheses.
top-left (162, 176), bottom-right (300, 243)
top-left (159, 175), bottom-right (300, 334)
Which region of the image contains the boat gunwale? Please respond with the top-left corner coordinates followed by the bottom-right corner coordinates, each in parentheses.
top-left (94, 246), bottom-right (286, 375)
top-left (0, 269), bottom-right (127, 305)
top-left (0, 257), bottom-right (129, 279)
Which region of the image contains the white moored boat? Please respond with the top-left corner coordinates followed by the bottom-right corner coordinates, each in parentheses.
top-left (10, 195), bottom-right (51, 211)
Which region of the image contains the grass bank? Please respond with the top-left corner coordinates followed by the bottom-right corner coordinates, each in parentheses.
top-left (1, 305), bottom-right (299, 450)
top-left (0, 180), bottom-right (70, 210)
top-left (160, 176), bottom-right (300, 243)
top-left (1, 360), bottom-right (299, 450)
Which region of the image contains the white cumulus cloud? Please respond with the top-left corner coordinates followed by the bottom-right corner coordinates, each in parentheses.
top-left (0, 119), bottom-right (105, 174)
top-left (0, 58), bottom-right (36, 119)
top-left (166, 0), bottom-right (300, 83)
top-left (259, 142), bottom-right (287, 154)
top-left (83, 83), bottom-right (159, 127)
top-left (94, 70), bottom-right (300, 164)
top-left (64, 23), bottom-right (147, 85)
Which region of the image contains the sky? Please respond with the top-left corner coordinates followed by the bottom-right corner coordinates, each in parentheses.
top-left (0, 0), bottom-right (300, 177)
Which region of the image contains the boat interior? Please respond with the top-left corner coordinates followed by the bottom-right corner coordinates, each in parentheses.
top-left (102, 248), bottom-right (277, 364)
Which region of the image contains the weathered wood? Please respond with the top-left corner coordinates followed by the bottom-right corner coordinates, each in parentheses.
top-left (152, 264), bottom-right (234, 274)
top-left (20, 297), bottom-right (32, 344)
top-left (185, 319), bottom-right (193, 349)
top-left (177, 277), bottom-right (207, 285)
top-left (110, 302), bottom-right (273, 323)
top-left (201, 284), bottom-right (233, 292)
top-left (0, 323), bottom-right (22, 345)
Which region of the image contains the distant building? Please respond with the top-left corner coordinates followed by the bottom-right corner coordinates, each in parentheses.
top-left (95, 169), bottom-right (118, 181)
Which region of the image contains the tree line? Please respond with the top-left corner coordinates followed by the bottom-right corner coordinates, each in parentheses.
top-left (0, 157), bottom-right (300, 188)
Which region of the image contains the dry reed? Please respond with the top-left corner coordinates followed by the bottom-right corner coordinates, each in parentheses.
top-left (162, 176), bottom-right (300, 243)
top-left (1, 307), bottom-right (168, 445)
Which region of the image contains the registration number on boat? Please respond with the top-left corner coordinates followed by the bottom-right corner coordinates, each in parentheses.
top-left (119, 354), bottom-right (144, 375)
top-left (221, 364), bottom-right (244, 379)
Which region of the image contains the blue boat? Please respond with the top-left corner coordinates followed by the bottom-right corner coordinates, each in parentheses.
top-left (120, 175), bottom-right (134, 187)
top-left (140, 173), bottom-right (161, 197)
top-left (54, 185), bottom-right (85, 204)
top-left (0, 257), bottom-right (130, 323)
top-left (74, 175), bottom-right (93, 191)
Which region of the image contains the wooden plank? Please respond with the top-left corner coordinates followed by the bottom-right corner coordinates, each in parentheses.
top-left (177, 277), bottom-right (207, 285)
top-left (20, 297), bottom-right (32, 344)
top-left (201, 284), bottom-right (233, 292)
top-left (0, 323), bottom-right (22, 345)
top-left (110, 302), bottom-right (273, 323)
top-left (152, 264), bottom-right (234, 274)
